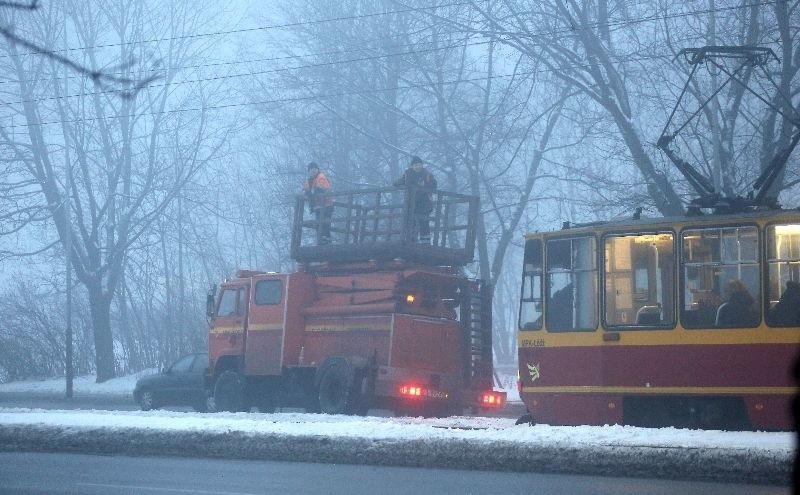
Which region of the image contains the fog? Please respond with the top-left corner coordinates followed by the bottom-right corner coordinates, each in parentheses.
top-left (0, 1), bottom-right (797, 382)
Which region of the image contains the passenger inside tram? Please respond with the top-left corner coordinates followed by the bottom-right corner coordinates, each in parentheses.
top-left (715, 279), bottom-right (759, 327)
top-left (767, 280), bottom-right (800, 326)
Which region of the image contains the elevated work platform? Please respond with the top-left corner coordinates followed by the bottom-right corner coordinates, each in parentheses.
top-left (291, 187), bottom-right (479, 266)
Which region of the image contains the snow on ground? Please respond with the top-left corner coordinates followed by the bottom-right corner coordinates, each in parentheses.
top-left (0, 373), bottom-right (795, 484)
top-left (0, 371), bottom-right (148, 396)
top-left (0, 372), bottom-right (793, 456)
top-left (0, 406), bottom-right (793, 454)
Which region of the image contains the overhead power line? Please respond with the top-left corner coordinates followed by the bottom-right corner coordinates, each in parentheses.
top-left (0, 52), bottom-right (683, 130)
top-left (0, 0), bottom-right (778, 61)
top-left (0, 1), bottom-right (784, 120)
top-left (0, 0), bottom-right (783, 107)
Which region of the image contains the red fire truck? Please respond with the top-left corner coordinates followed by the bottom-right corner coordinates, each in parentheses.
top-left (205, 187), bottom-right (506, 416)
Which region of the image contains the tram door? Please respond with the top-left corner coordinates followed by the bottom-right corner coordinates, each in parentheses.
top-left (604, 233), bottom-right (675, 328)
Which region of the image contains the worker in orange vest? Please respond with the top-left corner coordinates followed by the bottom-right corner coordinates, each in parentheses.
top-left (303, 162), bottom-right (333, 244)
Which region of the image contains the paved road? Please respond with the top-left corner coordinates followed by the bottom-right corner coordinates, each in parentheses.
top-left (0, 452), bottom-right (788, 495)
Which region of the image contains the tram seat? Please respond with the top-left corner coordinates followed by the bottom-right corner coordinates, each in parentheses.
top-left (635, 305), bottom-right (661, 325)
top-left (714, 303), bottom-right (728, 326)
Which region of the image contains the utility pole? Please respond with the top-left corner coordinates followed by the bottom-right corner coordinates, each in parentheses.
top-left (65, 160), bottom-right (73, 400)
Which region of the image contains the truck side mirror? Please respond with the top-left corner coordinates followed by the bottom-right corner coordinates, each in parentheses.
top-left (206, 285), bottom-right (217, 317)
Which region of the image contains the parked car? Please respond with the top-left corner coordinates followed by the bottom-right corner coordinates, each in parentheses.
top-left (133, 353), bottom-right (210, 412)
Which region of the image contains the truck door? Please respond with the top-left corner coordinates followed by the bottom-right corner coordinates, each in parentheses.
top-left (209, 283), bottom-right (248, 366)
top-left (244, 275), bottom-right (287, 375)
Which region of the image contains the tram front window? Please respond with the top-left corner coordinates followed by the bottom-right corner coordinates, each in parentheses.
top-left (545, 237), bottom-right (597, 331)
top-left (766, 223), bottom-right (800, 327)
top-left (519, 239), bottom-right (543, 330)
top-left (604, 233), bottom-right (675, 327)
top-left (681, 226), bottom-right (760, 328)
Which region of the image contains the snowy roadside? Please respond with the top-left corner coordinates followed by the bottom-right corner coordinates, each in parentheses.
top-left (0, 372), bottom-right (146, 398)
top-left (0, 407), bottom-right (793, 486)
top-left (0, 373), bottom-right (794, 486)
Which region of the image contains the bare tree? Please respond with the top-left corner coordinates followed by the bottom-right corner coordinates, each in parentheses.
top-left (465, 1), bottom-right (800, 213)
top-left (461, 0), bottom-right (687, 216)
top-left (0, 0), bottom-right (225, 381)
top-left (0, 1), bottom-right (157, 97)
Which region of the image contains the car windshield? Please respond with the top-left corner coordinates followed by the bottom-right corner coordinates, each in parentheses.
top-left (169, 355), bottom-right (195, 373)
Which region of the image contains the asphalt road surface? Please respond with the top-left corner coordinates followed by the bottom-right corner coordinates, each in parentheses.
top-left (0, 452), bottom-right (788, 495)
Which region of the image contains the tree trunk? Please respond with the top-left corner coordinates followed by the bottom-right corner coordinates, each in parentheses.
top-left (87, 285), bottom-right (115, 382)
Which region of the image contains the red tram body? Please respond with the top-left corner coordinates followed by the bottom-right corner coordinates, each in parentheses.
top-left (517, 209), bottom-right (800, 430)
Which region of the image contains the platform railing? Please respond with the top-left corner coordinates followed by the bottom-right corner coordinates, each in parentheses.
top-left (291, 187), bottom-right (478, 266)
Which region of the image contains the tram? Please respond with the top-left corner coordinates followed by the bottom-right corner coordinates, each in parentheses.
top-left (517, 210), bottom-right (800, 430)
top-left (516, 46), bottom-right (800, 430)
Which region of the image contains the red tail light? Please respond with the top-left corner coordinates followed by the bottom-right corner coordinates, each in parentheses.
top-left (481, 391), bottom-right (506, 407)
top-left (399, 385), bottom-right (422, 396)
top-left (399, 384), bottom-right (448, 399)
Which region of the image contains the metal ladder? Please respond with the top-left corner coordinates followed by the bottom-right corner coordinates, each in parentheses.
top-left (461, 280), bottom-right (493, 390)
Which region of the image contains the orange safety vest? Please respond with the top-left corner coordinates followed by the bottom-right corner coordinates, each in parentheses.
top-left (304, 172), bottom-right (333, 207)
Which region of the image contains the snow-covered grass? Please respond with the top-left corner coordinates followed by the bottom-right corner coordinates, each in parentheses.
top-left (0, 370), bottom-right (151, 396)
top-left (0, 371), bottom-right (792, 454)
top-left (0, 406), bottom-right (793, 485)
top-left (0, 370), bottom-right (793, 452)
top-left (0, 406), bottom-right (792, 453)
top-left (0, 370), bottom-right (794, 486)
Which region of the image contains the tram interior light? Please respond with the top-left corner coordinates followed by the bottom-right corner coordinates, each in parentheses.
top-left (775, 224), bottom-right (800, 235)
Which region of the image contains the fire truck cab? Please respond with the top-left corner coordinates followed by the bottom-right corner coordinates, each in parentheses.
top-left (205, 186), bottom-right (505, 416)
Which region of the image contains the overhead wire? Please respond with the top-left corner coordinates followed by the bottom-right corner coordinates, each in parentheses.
top-left (0, 0), bottom-right (787, 127)
top-left (0, 0), bottom-right (778, 92)
top-left (0, 52), bottom-right (712, 130)
top-left (0, 0), bottom-right (777, 65)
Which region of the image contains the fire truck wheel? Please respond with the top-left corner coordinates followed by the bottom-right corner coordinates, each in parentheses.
top-left (346, 371), bottom-right (371, 416)
top-left (214, 371), bottom-right (245, 412)
top-left (318, 362), bottom-right (351, 415)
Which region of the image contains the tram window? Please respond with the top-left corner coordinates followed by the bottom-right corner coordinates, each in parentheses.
top-left (519, 239), bottom-right (543, 330)
top-left (545, 237), bottom-right (597, 331)
top-left (681, 226), bottom-right (760, 328)
top-left (766, 224), bottom-right (800, 327)
top-left (604, 233), bottom-right (675, 328)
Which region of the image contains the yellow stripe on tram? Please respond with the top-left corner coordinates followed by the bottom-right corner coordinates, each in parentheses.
top-left (517, 328), bottom-right (800, 348)
top-left (521, 385), bottom-right (798, 396)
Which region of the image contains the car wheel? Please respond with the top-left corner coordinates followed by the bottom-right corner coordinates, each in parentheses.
top-left (204, 395), bottom-right (216, 413)
top-left (139, 390), bottom-right (156, 411)
top-left (214, 371), bottom-right (245, 412)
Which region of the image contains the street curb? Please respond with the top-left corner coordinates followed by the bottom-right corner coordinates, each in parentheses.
top-left (0, 424), bottom-right (790, 486)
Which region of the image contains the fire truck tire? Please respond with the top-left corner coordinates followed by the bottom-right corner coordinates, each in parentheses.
top-left (214, 371), bottom-right (245, 412)
top-left (347, 370), bottom-right (371, 416)
top-left (317, 362), bottom-right (351, 415)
